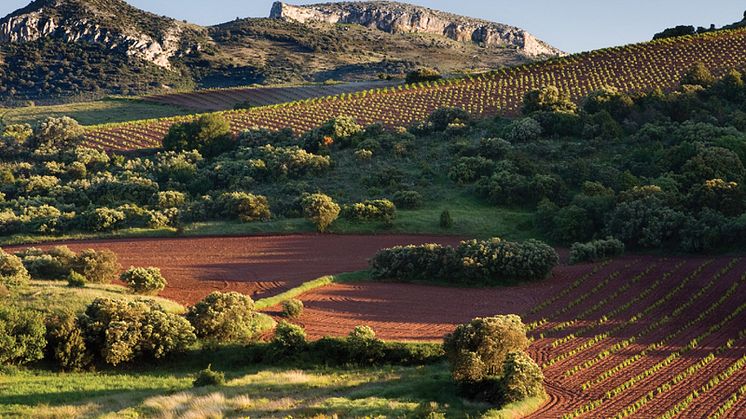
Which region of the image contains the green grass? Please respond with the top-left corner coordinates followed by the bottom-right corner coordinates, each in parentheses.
top-left (0, 197), bottom-right (536, 247)
top-left (0, 361), bottom-right (520, 418)
top-left (0, 97), bottom-right (191, 126)
top-left (255, 271), bottom-right (369, 310)
top-left (11, 280), bottom-right (186, 315)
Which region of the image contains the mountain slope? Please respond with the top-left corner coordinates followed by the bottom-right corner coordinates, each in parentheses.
top-left (83, 27), bottom-right (746, 151)
top-left (0, 0), bottom-right (561, 104)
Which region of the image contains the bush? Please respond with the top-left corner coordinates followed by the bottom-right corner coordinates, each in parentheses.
top-left (0, 249), bottom-right (31, 288)
top-left (163, 114), bottom-right (234, 157)
top-left (440, 210), bottom-right (453, 229)
top-left (80, 298), bottom-right (196, 366)
top-left (370, 238), bottom-right (558, 285)
top-left (392, 190), bottom-right (423, 209)
top-left (506, 117), bottom-right (543, 142)
top-left (154, 191), bottom-right (186, 209)
top-left (681, 62), bottom-right (716, 87)
top-left (500, 351), bottom-right (546, 403)
top-left (302, 193), bottom-right (340, 232)
top-left (0, 306), bottom-right (47, 366)
top-left (193, 364), bottom-right (225, 387)
top-left (448, 157), bottom-right (494, 184)
top-left (67, 271), bottom-right (87, 288)
top-left (346, 326), bottom-right (386, 363)
top-left (343, 199), bottom-right (396, 224)
top-left (443, 315), bottom-right (530, 383)
top-left (569, 237), bottom-right (625, 264)
top-left (186, 292), bottom-right (260, 342)
top-left (72, 249), bottom-right (120, 284)
top-left (281, 299), bottom-right (304, 319)
top-left (216, 192), bottom-right (271, 223)
top-left (121, 267), bottom-right (167, 296)
top-left (45, 312), bottom-right (92, 371)
top-left (15, 246), bottom-right (76, 280)
top-left (426, 108), bottom-right (471, 132)
top-left (272, 321), bottom-right (306, 354)
top-left (84, 207), bottom-right (126, 232)
top-left (405, 68), bottom-right (442, 84)
top-left (522, 86), bottom-right (577, 115)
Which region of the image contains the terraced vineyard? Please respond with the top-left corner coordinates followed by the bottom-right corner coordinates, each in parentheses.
top-left (143, 81), bottom-right (399, 112)
top-left (83, 28), bottom-right (746, 151)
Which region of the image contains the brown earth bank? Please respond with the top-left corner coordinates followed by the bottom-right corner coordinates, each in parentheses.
top-left (5, 234), bottom-right (463, 304)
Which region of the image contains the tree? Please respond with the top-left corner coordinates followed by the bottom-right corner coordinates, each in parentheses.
top-left (163, 114), bottom-right (233, 157)
top-left (186, 292), bottom-right (260, 342)
top-left (680, 62), bottom-right (715, 88)
top-left (443, 315), bottom-right (530, 383)
top-left (301, 193), bottom-right (340, 232)
top-left (522, 86), bottom-right (577, 115)
top-left (120, 267), bottom-right (167, 295)
top-left (0, 249), bottom-right (30, 288)
top-left (28, 117), bottom-right (83, 152)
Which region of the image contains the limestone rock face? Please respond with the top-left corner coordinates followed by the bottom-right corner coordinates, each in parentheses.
top-left (270, 1), bottom-right (564, 57)
top-left (0, 0), bottom-right (201, 68)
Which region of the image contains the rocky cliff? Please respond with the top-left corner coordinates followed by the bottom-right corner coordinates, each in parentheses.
top-left (270, 1), bottom-right (563, 57)
top-left (0, 0), bottom-right (204, 68)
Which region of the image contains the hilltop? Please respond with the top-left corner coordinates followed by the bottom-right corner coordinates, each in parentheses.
top-left (0, 0), bottom-right (560, 104)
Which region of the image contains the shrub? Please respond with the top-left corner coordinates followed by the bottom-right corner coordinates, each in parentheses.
top-left (193, 365), bottom-right (225, 387)
top-left (370, 243), bottom-right (460, 283)
top-left (405, 68), bottom-right (442, 84)
top-left (29, 116), bottom-right (84, 153)
top-left (281, 299), bottom-right (304, 319)
top-left (45, 312), bottom-right (92, 371)
top-left (680, 62), bottom-right (716, 87)
top-left (522, 86), bottom-right (577, 115)
top-left (154, 191), bottom-right (186, 209)
top-left (0, 306), bottom-right (47, 366)
top-left (370, 238), bottom-right (558, 285)
top-left (448, 157), bottom-right (494, 184)
top-left (440, 210), bottom-right (453, 229)
top-left (83, 207), bottom-right (126, 232)
top-left (458, 239), bottom-right (559, 284)
top-left (72, 249), bottom-right (120, 284)
top-left (392, 190), bottom-right (423, 209)
top-left (80, 298), bottom-right (196, 366)
top-left (272, 321), bottom-right (306, 353)
top-left (216, 192), bottom-right (271, 222)
top-left (187, 292), bottom-right (260, 342)
top-left (121, 267), bottom-right (167, 296)
top-left (569, 237), bottom-right (625, 264)
top-left (443, 315), bottom-right (530, 383)
top-left (346, 325), bottom-right (386, 363)
top-left (301, 193), bottom-right (340, 232)
top-left (354, 149), bottom-right (373, 161)
top-left (500, 351), bottom-right (546, 403)
top-left (507, 117), bottom-right (543, 142)
top-left (606, 195), bottom-right (685, 248)
top-left (15, 246), bottom-right (76, 280)
top-left (0, 249), bottom-right (31, 288)
top-left (426, 108), bottom-right (471, 132)
top-left (163, 114), bottom-right (234, 157)
top-left (343, 199), bottom-right (396, 224)
top-left (67, 271), bottom-right (87, 288)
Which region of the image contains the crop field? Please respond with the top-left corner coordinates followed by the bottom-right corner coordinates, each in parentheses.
top-left (82, 28), bottom-right (746, 151)
top-left (5, 234), bottom-right (462, 304)
top-left (143, 81), bottom-right (399, 112)
top-left (291, 254), bottom-right (746, 418)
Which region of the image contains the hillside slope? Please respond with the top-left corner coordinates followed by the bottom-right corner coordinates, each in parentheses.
top-left (83, 27), bottom-right (746, 151)
top-left (0, 0), bottom-right (560, 104)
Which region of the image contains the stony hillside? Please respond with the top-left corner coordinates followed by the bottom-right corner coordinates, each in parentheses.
top-left (0, 0), bottom-right (561, 104)
top-left (270, 1), bottom-right (562, 57)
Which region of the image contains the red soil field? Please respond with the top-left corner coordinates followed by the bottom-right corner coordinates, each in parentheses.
top-left (6, 234), bottom-right (462, 305)
top-left (292, 254), bottom-right (746, 418)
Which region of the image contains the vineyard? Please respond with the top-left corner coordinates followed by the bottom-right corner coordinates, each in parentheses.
top-left (142, 81), bottom-right (398, 112)
top-left (82, 28), bottom-right (746, 151)
top-left (292, 255), bottom-right (746, 418)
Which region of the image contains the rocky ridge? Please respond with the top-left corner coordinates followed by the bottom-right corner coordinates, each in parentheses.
top-left (270, 1), bottom-right (563, 57)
